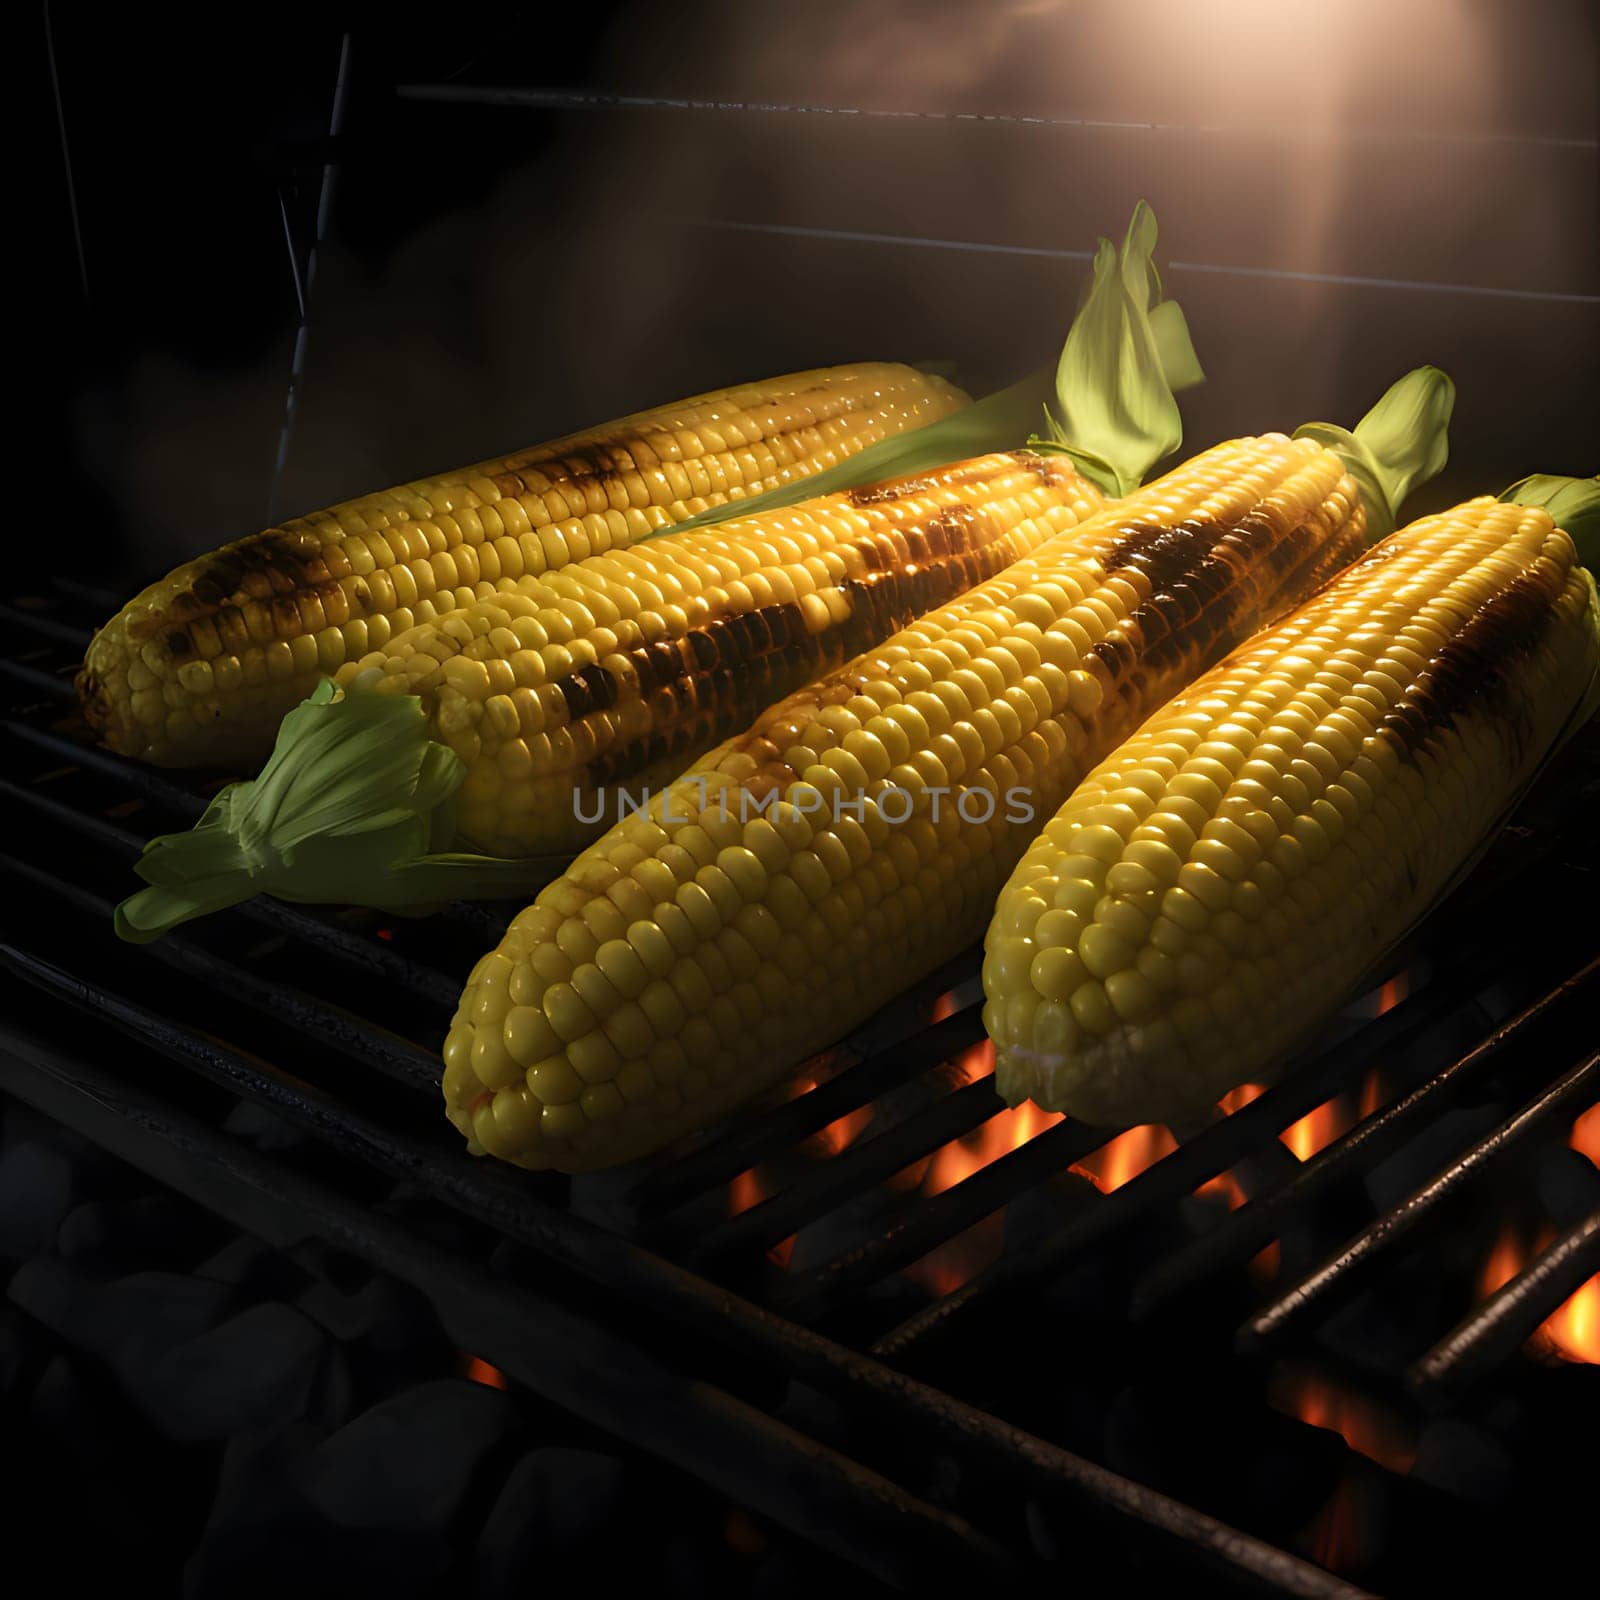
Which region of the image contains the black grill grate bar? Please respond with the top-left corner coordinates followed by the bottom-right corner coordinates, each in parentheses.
top-left (0, 774), bottom-right (465, 1008)
top-left (1408, 1210), bottom-right (1600, 1404)
top-left (776, 1117), bottom-right (1108, 1322)
top-left (0, 1029), bottom-right (1021, 1592)
top-left (1, 856), bottom-right (442, 1092)
top-left (870, 952), bottom-right (1498, 1362)
top-left (0, 601), bottom-right (92, 651)
top-left (685, 1072), bottom-right (1007, 1270)
top-left (4, 718), bottom-right (209, 820)
top-left (1131, 958), bottom-right (1599, 1321)
top-left (1239, 1052), bottom-right (1600, 1357)
top-left (0, 942), bottom-right (1372, 1598)
top-left (0, 656), bottom-right (76, 700)
top-left (630, 1005), bottom-right (987, 1223)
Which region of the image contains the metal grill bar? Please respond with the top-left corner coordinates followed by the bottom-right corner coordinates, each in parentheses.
top-left (0, 603), bottom-right (90, 650)
top-left (0, 942), bottom-right (1371, 1599)
top-left (1132, 960), bottom-right (1599, 1319)
top-left (1408, 1211), bottom-right (1600, 1403)
top-left (1, 774), bottom-right (465, 1006)
top-left (1, 856), bottom-right (442, 1094)
top-left (0, 1029), bottom-right (1021, 1593)
top-left (1239, 1054), bottom-right (1600, 1356)
top-left (776, 1117), bottom-right (1106, 1322)
top-left (5, 718), bottom-right (207, 820)
top-left (0, 657), bottom-right (75, 700)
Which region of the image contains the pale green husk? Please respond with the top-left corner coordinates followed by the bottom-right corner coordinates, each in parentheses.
top-left (1501, 472), bottom-right (1600, 570)
top-left (1293, 366), bottom-right (1455, 541)
top-left (114, 681), bottom-right (561, 942)
top-left (114, 203), bottom-right (1206, 942)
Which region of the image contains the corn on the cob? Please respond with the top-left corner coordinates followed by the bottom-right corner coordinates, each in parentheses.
top-left (79, 363), bottom-right (967, 768)
top-left (441, 434), bottom-right (1368, 1171)
top-left (335, 453), bottom-right (1108, 858)
top-left (987, 498), bottom-right (1600, 1127)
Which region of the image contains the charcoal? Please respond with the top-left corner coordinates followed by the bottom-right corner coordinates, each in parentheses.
top-left (135, 1301), bottom-right (330, 1440)
top-left (0, 1304), bottom-right (26, 1397)
top-left (10, 1260), bottom-right (237, 1361)
top-left (196, 1235), bottom-right (290, 1291)
top-left (56, 1192), bottom-right (221, 1269)
top-left (223, 1099), bottom-right (310, 1154)
top-left (0, 1138), bottom-right (79, 1262)
top-left (8, 1259), bottom-right (330, 1439)
top-left (1413, 1417), bottom-right (1515, 1502)
top-left (1363, 1104), bottom-right (1505, 1215)
top-left (187, 1424), bottom-right (451, 1600)
top-left (1535, 1146), bottom-right (1600, 1224)
top-left (298, 1268), bottom-right (417, 1341)
top-left (291, 1377), bottom-right (518, 1532)
top-left (475, 1446), bottom-right (628, 1593)
top-left (773, 1380), bottom-right (852, 1452)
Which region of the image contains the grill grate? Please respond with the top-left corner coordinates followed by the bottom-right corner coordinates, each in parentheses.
top-left (2, 578), bottom-right (1595, 1595)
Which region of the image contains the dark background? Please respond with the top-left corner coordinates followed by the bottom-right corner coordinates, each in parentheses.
top-left (28, 0), bottom-right (1598, 596)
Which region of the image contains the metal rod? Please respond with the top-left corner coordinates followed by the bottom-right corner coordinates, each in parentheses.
top-left (776, 1117), bottom-right (1107, 1322)
top-left (687, 1072), bottom-right (1006, 1271)
top-left (3, 718), bottom-right (207, 820)
top-left (1408, 1211), bottom-right (1600, 1403)
top-left (0, 1027), bottom-right (1019, 1592)
top-left (393, 82), bottom-right (1597, 150)
top-left (0, 858), bottom-right (441, 1093)
top-left (1239, 1053), bottom-right (1600, 1356)
top-left (0, 602), bottom-right (91, 651)
top-left (1133, 960), bottom-right (1598, 1320)
top-left (671, 218), bottom-right (1600, 306)
top-left (0, 777), bottom-right (464, 1008)
top-left (0, 981), bottom-right (1372, 1599)
top-left (42, 0), bottom-right (90, 302)
top-left (0, 658), bottom-right (76, 701)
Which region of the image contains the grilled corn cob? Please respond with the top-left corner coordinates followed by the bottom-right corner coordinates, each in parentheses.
top-left (442, 434), bottom-right (1368, 1170)
top-left (335, 454), bottom-right (1108, 857)
top-left (79, 363), bottom-right (967, 768)
top-left (987, 497), bottom-right (1600, 1126)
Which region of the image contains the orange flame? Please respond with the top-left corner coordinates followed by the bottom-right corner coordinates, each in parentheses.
top-left (1271, 1363), bottom-right (1418, 1474)
top-left (462, 1356), bottom-right (507, 1389)
top-left (1071, 1123), bottom-right (1179, 1193)
top-left (1477, 1221), bottom-right (1599, 1365)
top-left (1570, 1101), bottom-right (1600, 1167)
top-left (920, 1095), bottom-right (1064, 1196)
top-left (1282, 1096), bottom-right (1353, 1162)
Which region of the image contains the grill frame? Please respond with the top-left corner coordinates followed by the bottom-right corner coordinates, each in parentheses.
top-left (2, 581), bottom-right (1596, 1595)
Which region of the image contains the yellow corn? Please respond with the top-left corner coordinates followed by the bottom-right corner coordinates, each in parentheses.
top-left (336, 454), bottom-right (1108, 857)
top-left (79, 363), bottom-right (967, 767)
top-left (988, 498), bottom-right (1600, 1126)
top-left (441, 434), bottom-right (1367, 1171)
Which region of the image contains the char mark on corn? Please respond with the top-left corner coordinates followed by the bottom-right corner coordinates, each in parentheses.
top-left (985, 497), bottom-right (1600, 1129)
top-left (79, 363), bottom-right (969, 768)
top-left (438, 433), bottom-right (1370, 1172)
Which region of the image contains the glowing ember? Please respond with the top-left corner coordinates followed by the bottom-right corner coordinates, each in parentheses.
top-left (1071, 1123), bottom-right (1178, 1193)
top-left (919, 1094), bottom-right (1063, 1196)
top-left (1479, 1222), bottom-right (1599, 1365)
top-left (802, 1103), bottom-right (874, 1159)
top-left (1375, 972), bottom-right (1409, 1014)
top-left (1570, 1101), bottom-right (1600, 1167)
top-left (1281, 1097), bottom-right (1352, 1162)
top-left (461, 1355), bottom-right (507, 1389)
top-left (1271, 1362), bottom-right (1418, 1474)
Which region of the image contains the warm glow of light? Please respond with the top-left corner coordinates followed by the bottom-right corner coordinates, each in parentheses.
top-left (1281, 1097), bottom-right (1352, 1162)
top-left (1071, 1123), bottom-right (1179, 1193)
top-left (1194, 1085), bottom-right (1270, 1209)
top-left (901, 1217), bottom-right (1005, 1298)
top-left (1272, 1364), bottom-right (1417, 1474)
top-left (1357, 1069), bottom-right (1385, 1120)
top-left (1477, 1223), bottom-right (1598, 1365)
top-left (1375, 973), bottom-right (1409, 1015)
top-left (462, 1356), bottom-right (506, 1389)
top-left (729, 1168), bottom-right (766, 1216)
top-left (1217, 1083), bottom-right (1270, 1115)
top-left (1570, 1102), bottom-right (1600, 1167)
top-left (802, 1103), bottom-right (874, 1158)
top-left (919, 1094), bottom-right (1064, 1196)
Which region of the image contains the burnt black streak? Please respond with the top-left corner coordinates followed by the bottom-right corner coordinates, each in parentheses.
top-left (1380, 565), bottom-right (1561, 759)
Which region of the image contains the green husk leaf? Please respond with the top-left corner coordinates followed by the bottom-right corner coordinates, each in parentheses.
top-left (1500, 473), bottom-right (1600, 570)
top-left (1293, 366), bottom-right (1455, 541)
top-left (114, 680), bottom-right (563, 942)
top-left (1027, 200), bottom-right (1202, 495)
top-left (667, 201), bottom-right (1201, 531)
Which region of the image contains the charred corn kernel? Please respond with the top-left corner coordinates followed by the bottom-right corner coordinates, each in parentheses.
top-left (80, 363), bottom-right (968, 766)
top-left (991, 498), bottom-right (1600, 1126)
top-left (443, 434), bottom-right (1372, 1170)
top-left (332, 452), bottom-right (1109, 857)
